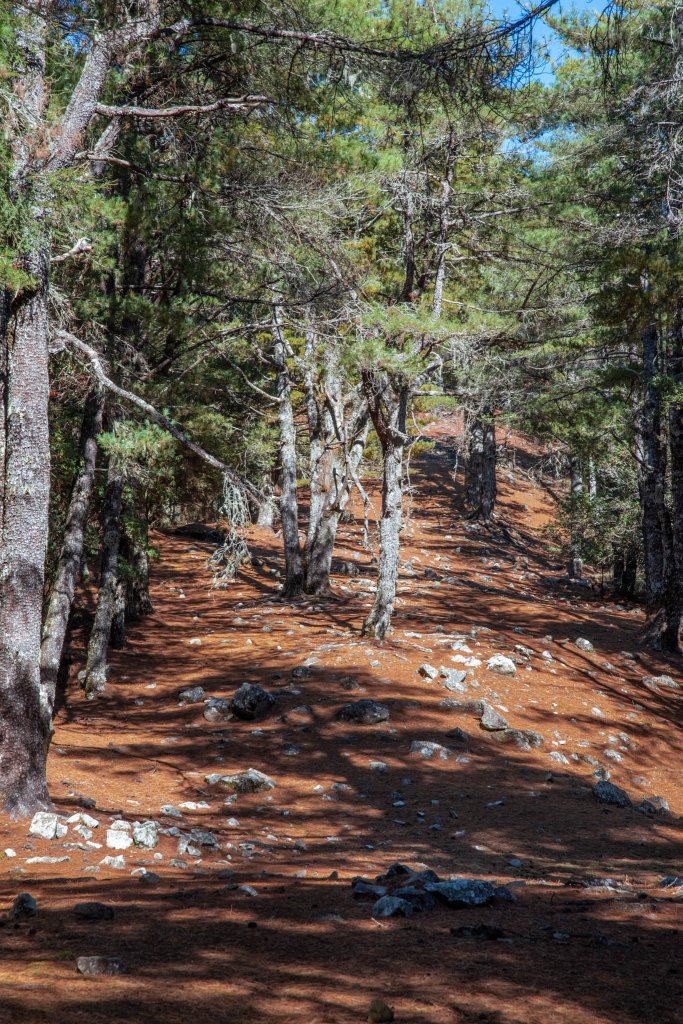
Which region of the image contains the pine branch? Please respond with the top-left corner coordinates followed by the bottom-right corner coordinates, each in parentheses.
top-left (54, 331), bottom-right (262, 501)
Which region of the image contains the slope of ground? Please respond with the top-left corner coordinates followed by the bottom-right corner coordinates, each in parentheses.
top-left (1, 414), bottom-right (681, 1024)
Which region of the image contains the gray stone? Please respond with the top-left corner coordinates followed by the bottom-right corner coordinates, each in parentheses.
top-left (231, 682), bottom-right (276, 721)
top-left (642, 674), bottom-right (681, 691)
top-left (479, 705), bottom-right (509, 731)
top-left (74, 902), bottom-right (114, 921)
top-left (440, 669), bottom-right (468, 693)
top-left (203, 697), bottom-right (232, 722)
top-left (160, 805), bottom-right (182, 818)
top-left (425, 878), bottom-right (497, 906)
top-left (637, 795), bottom-right (669, 815)
top-left (410, 740), bottom-right (452, 760)
top-left (178, 685), bottom-right (205, 705)
top-left (133, 821), bottom-right (159, 850)
top-left (100, 855), bottom-right (126, 869)
top-left (548, 751), bottom-right (570, 765)
top-left (76, 956), bottom-right (126, 976)
top-left (337, 700), bottom-right (390, 725)
top-left (139, 871), bottom-right (162, 885)
top-left (418, 664), bottom-right (438, 680)
top-left (372, 895), bottom-right (413, 917)
top-left (486, 654), bottom-right (516, 675)
top-left (486, 728), bottom-right (543, 751)
top-left (205, 768), bottom-right (275, 793)
top-left (29, 812), bottom-right (67, 840)
top-left (352, 880), bottom-right (388, 899)
top-left (575, 638), bottom-right (594, 652)
top-left (593, 781), bottom-right (631, 807)
top-left (393, 886), bottom-right (436, 911)
top-left (10, 893), bottom-right (36, 919)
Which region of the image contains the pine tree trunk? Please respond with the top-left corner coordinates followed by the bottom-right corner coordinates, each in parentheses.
top-left (634, 322), bottom-right (672, 606)
top-left (465, 413), bottom-right (496, 522)
top-left (40, 390), bottom-right (104, 713)
top-left (568, 455), bottom-right (584, 579)
top-left (83, 465), bottom-right (124, 697)
top-left (661, 399), bottom-right (683, 651)
top-left (304, 421), bottom-right (368, 596)
top-left (362, 438), bottom-right (404, 640)
top-left (362, 378), bottom-right (408, 640)
top-left (0, 5), bottom-right (52, 815)
top-left (125, 533), bottom-right (154, 620)
top-left (272, 308), bottom-right (303, 598)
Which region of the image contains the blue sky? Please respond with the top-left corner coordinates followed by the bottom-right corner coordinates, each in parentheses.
top-left (487, 0), bottom-right (599, 79)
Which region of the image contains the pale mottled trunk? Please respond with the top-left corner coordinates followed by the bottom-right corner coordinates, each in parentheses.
top-left (465, 414), bottom-right (496, 523)
top-left (272, 308), bottom-right (303, 598)
top-left (634, 323), bottom-right (672, 606)
top-left (0, 8), bottom-right (51, 813)
top-left (40, 390), bottom-right (104, 712)
top-left (568, 455), bottom-right (584, 579)
top-left (83, 465), bottom-right (124, 697)
top-left (362, 379), bottom-right (408, 640)
top-left (304, 421), bottom-right (368, 596)
top-left (362, 439), bottom-right (404, 640)
top-left (256, 473), bottom-right (275, 529)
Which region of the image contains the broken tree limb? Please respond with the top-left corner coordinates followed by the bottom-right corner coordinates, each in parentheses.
top-left (54, 330), bottom-right (262, 501)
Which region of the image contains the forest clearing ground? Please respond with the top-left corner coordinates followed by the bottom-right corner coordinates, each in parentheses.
top-left (0, 413), bottom-right (681, 1024)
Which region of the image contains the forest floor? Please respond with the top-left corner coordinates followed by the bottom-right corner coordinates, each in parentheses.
top-left (1, 413), bottom-right (682, 1024)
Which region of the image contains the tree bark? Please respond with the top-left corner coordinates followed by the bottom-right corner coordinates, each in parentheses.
top-left (0, 6), bottom-right (52, 813)
top-left (304, 414), bottom-right (369, 596)
top-left (661, 398), bottom-right (683, 651)
top-left (83, 464), bottom-right (124, 697)
top-left (567, 454), bottom-right (584, 579)
top-left (361, 375), bottom-right (408, 640)
top-left (272, 307), bottom-right (303, 598)
top-left (465, 412), bottom-right (496, 523)
top-left (634, 322), bottom-right (672, 606)
top-left (40, 390), bottom-right (105, 715)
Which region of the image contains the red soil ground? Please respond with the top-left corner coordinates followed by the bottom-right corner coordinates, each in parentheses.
top-left (1, 414), bottom-right (682, 1024)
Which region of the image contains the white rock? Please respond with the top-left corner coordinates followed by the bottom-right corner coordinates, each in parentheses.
top-left (106, 829), bottom-right (133, 851)
top-left (418, 664), bottom-right (438, 679)
top-left (487, 654), bottom-right (517, 676)
top-left (100, 855), bottom-right (126, 869)
top-left (575, 637), bottom-right (594, 652)
top-left (26, 856), bottom-right (69, 864)
top-left (29, 812), bottom-right (67, 840)
top-left (133, 821), bottom-right (159, 850)
top-left (67, 813), bottom-right (99, 829)
top-left (110, 819), bottom-right (131, 831)
top-left (4, 848), bottom-right (16, 858)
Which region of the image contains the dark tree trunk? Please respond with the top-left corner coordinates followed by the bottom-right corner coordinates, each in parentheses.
top-left (613, 545), bottom-right (637, 599)
top-left (634, 322), bottom-right (672, 606)
top-left (661, 399), bottom-right (683, 651)
top-left (272, 307), bottom-right (303, 598)
top-left (361, 375), bottom-right (408, 640)
top-left (124, 532), bottom-right (154, 621)
top-left (40, 390), bottom-right (105, 714)
top-left (568, 455), bottom-right (584, 579)
top-left (465, 413), bottom-right (496, 523)
top-left (83, 464), bottom-right (124, 697)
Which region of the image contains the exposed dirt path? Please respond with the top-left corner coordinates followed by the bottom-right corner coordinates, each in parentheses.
top-left (1, 414), bottom-right (682, 1024)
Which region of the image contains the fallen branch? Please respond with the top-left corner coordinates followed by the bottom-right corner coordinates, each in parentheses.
top-left (54, 330), bottom-right (262, 501)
